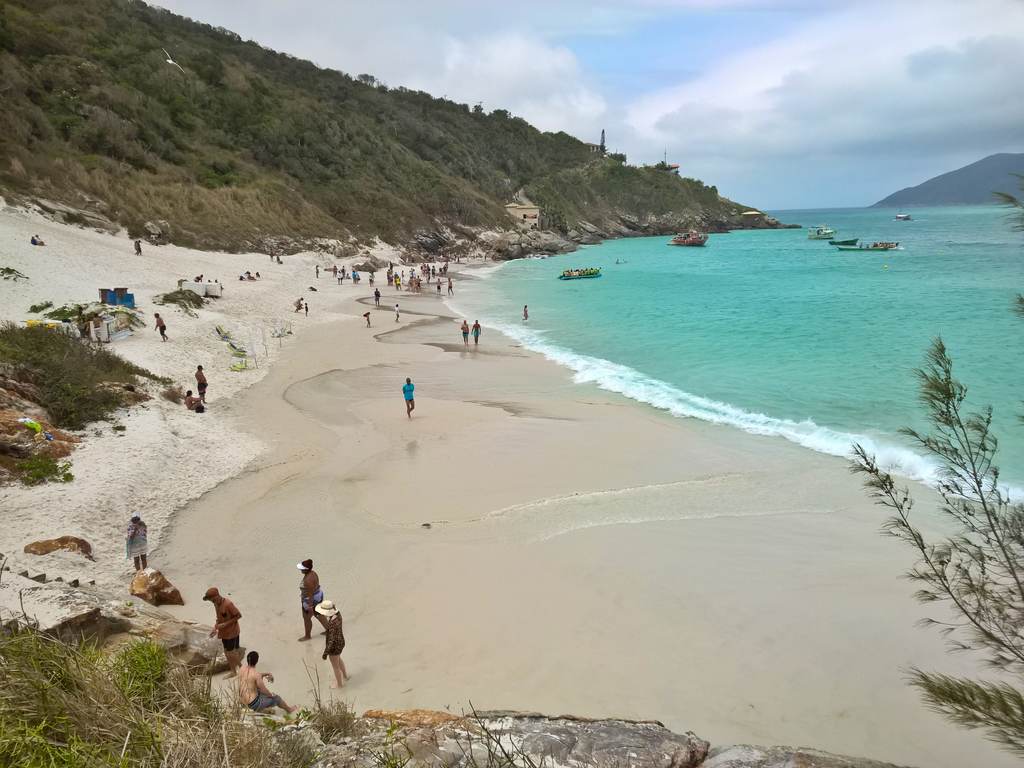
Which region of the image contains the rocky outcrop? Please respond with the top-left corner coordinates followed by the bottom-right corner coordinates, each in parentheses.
top-left (143, 219), bottom-right (172, 244)
top-left (478, 229), bottom-right (577, 260)
top-left (312, 710), bottom-right (709, 768)
top-left (23, 536), bottom-right (94, 560)
top-left (704, 745), bottom-right (909, 768)
top-left (129, 568), bottom-right (184, 606)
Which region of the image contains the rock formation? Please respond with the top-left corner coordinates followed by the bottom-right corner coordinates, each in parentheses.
top-left (129, 568), bottom-right (184, 606)
top-left (23, 536), bottom-right (94, 560)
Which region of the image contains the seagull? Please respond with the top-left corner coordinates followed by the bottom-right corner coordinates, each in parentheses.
top-left (162, 48), bottom-right (186, 74)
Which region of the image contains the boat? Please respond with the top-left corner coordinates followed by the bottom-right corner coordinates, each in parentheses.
top-left (807, 225), bottom-right (836, 239)
top-left (895, 213), bottom-right (912, 221)
top-left (828, 238), bottom-right (859, 246)
top-left (668, 231), bottom-right (708, 247)
top-left (835, 241), bottom-right (899, 252)
top-left (558, 267), bottom-right (602, 280)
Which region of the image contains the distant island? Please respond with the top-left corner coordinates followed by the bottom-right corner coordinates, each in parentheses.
top-left (873, 153), bottom-right (1024, 207)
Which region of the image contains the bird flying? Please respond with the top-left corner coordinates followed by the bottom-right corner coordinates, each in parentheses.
top-left (162, 48), bottom-right (186, 74)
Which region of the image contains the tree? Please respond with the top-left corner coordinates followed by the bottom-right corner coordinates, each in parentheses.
top-left (851, 185), bottom-right (1024, 757)
top-left (599, 129), bottom-right (606, 154)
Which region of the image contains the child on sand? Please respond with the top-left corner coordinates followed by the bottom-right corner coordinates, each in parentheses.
top-left (154, 313), bottom-right (167, 341)
top-left (403, 377), bottom-right (415, 418)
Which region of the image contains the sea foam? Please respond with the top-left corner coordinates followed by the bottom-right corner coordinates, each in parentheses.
top-left (468, 311), bottom-right (943, 485)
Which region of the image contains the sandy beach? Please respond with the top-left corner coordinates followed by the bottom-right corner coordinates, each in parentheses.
top-left (1, 207), bottom-right (1016, 768)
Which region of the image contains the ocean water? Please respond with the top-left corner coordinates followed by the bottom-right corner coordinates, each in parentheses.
top-left (450, 206), bottom-right (1024, 485)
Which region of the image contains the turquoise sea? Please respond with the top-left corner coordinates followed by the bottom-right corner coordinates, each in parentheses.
top-left (450, 206), bottom-right (1024, 485)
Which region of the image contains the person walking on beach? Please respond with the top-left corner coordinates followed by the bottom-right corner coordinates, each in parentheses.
top-left (403, 377), bottom-right (415, 418)
top-left (238, 651), bottom-right (296, 714)
top-left (461, 320), bottom-right (470, 347)
top-left (374, 288), bottom-right (381, 308)
top-left (304, 301), bottom-right (309, 317)
top-left (471, 320), bottom-right (481, 347)
top-left (195, 365), bottom-right (208, 403)
top-left (363, 311), bottom-right (372, 327)
top-left (523, 305), bottom-right (529, 322)
top-left (204, 587), bottom-right (243, 677)
top-left (134, 239), bottom-right (142, 256)
top-left (154, 312), bottom-right (167, 341)
top-left (297, 558), bottom-right (327, 641)
top-left (125, 514), bottom-right (148, 571)
top-left (316, 265), bottom-right (320, 279)
top-left (394, 303), bottom-right (400, 323)
top-left (436, 281), bottom-right (442, 297)
top-left (316, 600), bottom-right (349, 688)
top-left (447, 277), bottom-right (453, 296)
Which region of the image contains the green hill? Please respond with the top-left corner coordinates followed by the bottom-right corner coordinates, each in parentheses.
top-left (0, 0), bottom-right (766, 251)
top-left (873, 153), bottom-right (1024, 208)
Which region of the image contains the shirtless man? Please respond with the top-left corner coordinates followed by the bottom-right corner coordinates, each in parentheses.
top-left (195, 365), bottom-right (208, 403)
top-left (238, 651), bottom-right (296, 714)
top-left (297, 558), bottom-right (328, 641)
top-left (204, 587), bottom-right (242, 677)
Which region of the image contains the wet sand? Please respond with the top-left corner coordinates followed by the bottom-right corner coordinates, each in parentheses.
top-left (159, 289), bottom-right (1015, 768)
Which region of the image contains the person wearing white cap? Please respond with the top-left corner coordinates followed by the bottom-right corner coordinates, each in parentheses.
top-left (316, 599), bottom-right (349, 688)
top-left (126, 515), bottom-right (148, 571)
top-left (297, 558), bottom-right (327, 642)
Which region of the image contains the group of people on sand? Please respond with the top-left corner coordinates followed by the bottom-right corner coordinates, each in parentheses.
top-left (238, 271), bottom-right (261, 281)
top-left (198, 557), bottom-right (349, 716)
top-left (184, 365), bottom-right (207, 413)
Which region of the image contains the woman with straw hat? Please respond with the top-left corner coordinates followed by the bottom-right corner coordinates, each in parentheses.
top-left (315, 599), bottom-right (349, 688)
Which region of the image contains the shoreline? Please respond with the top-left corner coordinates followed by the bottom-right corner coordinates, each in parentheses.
top-left (157, 287), bottom-right (1012, 767)
top-left (1, 208), bottom-right (1014, 767)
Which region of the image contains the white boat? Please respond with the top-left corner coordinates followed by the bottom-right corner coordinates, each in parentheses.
top-left (807, 225), bottom-right (836, 240)
top-left (895, 213), bottom-right (912, 221)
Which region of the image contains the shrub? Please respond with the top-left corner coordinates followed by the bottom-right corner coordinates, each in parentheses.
top-left (0, 629), bottom-right (314, 768)
top-left (28, 300), bottom-right (53, 313)
top-left (15, 455), bottom-right (73, 486)
top-left (161, 384), bottom-right (184, 404)
top-left (1, 266), bottom-right (28, 281)
top-left (0, 323), bottom-right (165, 429)
top-left (154, 289), bottom-right (205, 317)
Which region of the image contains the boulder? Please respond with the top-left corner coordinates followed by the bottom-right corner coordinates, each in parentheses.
top-left (129, 568), bottom-right (184, 606)
top-left (143, 219), bottom-right (171, 244)
top-left (23, 535), bottom-right (94, 560)
top-left (323, 711), bottom-right (709, 768)
top-left (704, 745), bottom-right (911, 768)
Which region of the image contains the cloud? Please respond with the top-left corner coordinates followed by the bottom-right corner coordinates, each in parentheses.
top-left (623, 0), bottom-right (1024, 205)
top-left (152, 0), bottom-right (1024, 207)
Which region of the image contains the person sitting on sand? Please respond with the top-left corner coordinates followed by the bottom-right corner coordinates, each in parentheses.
top-left (238, 651), bottom-right (296, 714)
top-left (317, 600), bottom-right (349, 688)
top-left (297, 558), bottom-right (327, 641)
top-left (255, 272), bottom-right (261, 279)
top-left (125, 514), bottom-right (148, 571)
top-left (30, 235), bottom-right (45, 246)
top-left (184, 390), bottom-right (205, 413)
top-left (294, 298), bottom-right (304, 313)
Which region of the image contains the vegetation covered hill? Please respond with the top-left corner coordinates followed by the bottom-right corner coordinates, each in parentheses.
top-left (873, 153), bottom-right (1024, 208)
top-left (0, 0), bottom-right (758, 251)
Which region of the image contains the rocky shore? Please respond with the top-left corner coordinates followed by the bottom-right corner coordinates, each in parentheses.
top-left (0, 568), bottom-right (909, 768)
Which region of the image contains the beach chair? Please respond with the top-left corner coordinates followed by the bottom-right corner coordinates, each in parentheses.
top-left (214, 325), bottom-right (232, 341)
top-left (229, 359), bottom-right (248, 372)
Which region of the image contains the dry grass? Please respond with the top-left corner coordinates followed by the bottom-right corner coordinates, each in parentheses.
top-left (0, 627), bottom-right (321, 767)
top-left (161, 384), bottom-right (185, 404)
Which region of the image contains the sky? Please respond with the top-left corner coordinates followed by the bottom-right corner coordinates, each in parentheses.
top-left (152, 0), bottom-right (1024, 210)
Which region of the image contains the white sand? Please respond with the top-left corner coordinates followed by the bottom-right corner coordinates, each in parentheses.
top-left (0, 202), bottom-right (408, 587)
top-left (1, 208), bottom-right (1016, 768)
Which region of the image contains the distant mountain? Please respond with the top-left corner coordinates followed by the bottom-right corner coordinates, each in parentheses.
top-left (873, 153), bottom-right (1024, 207)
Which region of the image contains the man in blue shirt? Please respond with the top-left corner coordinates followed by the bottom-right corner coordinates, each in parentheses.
top-left (402, 378), bottom-right (415, 418)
